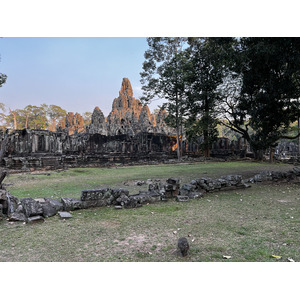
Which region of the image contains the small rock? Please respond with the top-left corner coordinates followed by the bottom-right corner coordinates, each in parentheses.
top-left (114, 206), bottom-right (123, 209)
top-left (58, 211), bottom-right (73, 219)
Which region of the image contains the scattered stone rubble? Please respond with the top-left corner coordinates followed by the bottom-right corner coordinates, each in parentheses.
top-left (1, 167), bottom-right (300, 224)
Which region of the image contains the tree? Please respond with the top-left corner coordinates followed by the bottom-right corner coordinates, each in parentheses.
top-left (185, 37), bottom-right (235, 156)
top-left (140, 37), bottom-right (190, 160)
top-left (219, 37), bottom-right (300, 159)
top-left (0, 73), bottom-right (6, 88)
top-left (44, 104), bottom-right (67, 131)
top-left (24, 105), bottom-right (48, 129)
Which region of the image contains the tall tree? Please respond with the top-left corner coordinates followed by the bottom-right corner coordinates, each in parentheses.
top-left (185, 37), bottom-right (235, 156)
top-left (24, 105), bottom-right (48, 129)
top-left (140, 37), bottom-right (189, 160)
top-left (219, 37), bottom-right (300, 159)
top-left (44, 104), bottom-right (67, 131)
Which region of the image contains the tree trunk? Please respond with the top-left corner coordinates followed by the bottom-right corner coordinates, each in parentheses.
top-left (9, 108), bottom-right (17, 130)
top-left (25, 112), bottom-right (29, 129)
top-left (269, 147), bottom-right (274, 163)
top-left (176, 125), bottom-right (181, 161)
top-left (203, 98), bottom-right (210, 157)
top-left (254, 149), bottom-right (264, 161)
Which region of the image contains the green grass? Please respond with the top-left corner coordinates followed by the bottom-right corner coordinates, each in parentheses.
top-left (4, 161), bottom-right (291, 199)
top-left (1, 161), bottom-right (299, 262)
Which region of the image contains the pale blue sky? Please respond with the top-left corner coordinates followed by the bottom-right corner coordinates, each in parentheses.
top-left (0, 37), bottom-right (164, 116)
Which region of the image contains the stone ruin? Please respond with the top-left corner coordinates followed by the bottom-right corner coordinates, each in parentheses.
top-left (57, 78), bottom-right (174, 137)
top-left (2, 167), bottom-right (300, 224)
top-left (0, 77), bottom-right (256, 170)
top-left (0, 78), bottom-right (180, 170)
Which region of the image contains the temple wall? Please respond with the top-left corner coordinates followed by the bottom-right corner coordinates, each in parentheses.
top-left (1, 129), bottom-right (177, 169)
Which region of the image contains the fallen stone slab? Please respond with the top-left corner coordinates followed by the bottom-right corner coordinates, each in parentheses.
top-left (27, 215), bottom-right (45, 224)
top-left (58, 211), bottom-right (73, 219)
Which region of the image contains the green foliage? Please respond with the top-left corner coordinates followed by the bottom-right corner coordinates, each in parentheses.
top-left (43, 104), bottom-right (67, 131)
top-left (185, 38), bottom-right (235, 156)
top-left (219, 38), bottom-right (300, 158)
top-left (4, 104), bottom-right (67, 131)
top-left (0, 73), bottom-right (7, 88)
top-left (140, 37), bottom-right (190, 160)
top-left (23, 105), bottom-right (48, 129)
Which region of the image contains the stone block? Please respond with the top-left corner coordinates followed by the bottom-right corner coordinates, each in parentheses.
top-left (8, 212), bottom-right (26, 222)
top-left (44, 198), bottom-right (64, 212)
top-left (166, 178), bottom-right (180, 185)
top-left (21, 198), bottom-right (43, 218)
top-left (41, 202), bottom-right (57, 218)
top-left (61, 198), bottom-right (82, 211)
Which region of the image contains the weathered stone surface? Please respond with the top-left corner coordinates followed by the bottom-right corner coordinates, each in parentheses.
top-left (41, 202), bottom-right (57, 218)
top-left (21, 198), bottom-right (43, 218)
top-left (176, 195), bottom-right (190, 202)
top-left (293, 167), bottom-right (300, 176)
top-left (44, 198), bottom-right (64, 212)
top-left (166, 178), bottom-right (180, 185)
top-left (115, 194), bottom-right (131, 207)
top-left (8, 212), bottom-right (26, 222)
top-left (0, 190), bottom-right (19, 215)
top-left (89, 107), bottom-right (107, 135)
top-left (58, 211), bottom-right (73, 219)
top-left (164, 178), bottom-right (180, 198)
top-left (27, 215), bottom-right (45, 224)
top-left (63, 112), bottom-right (85, 135)
top-left (61, 197), bottom-right (82, 211)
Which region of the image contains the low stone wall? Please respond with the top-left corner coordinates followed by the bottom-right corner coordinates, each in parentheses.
top-left (2, 167), bottom-right (300, 224)
top-left (3, 152), bottom-right (177, 170)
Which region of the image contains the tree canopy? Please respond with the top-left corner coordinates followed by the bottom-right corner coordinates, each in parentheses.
top-left (219, 37), bottom-right (300, 158)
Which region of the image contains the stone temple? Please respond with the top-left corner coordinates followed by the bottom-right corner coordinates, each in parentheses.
top-left (0, 78), bottom-right (179, 169)
top-left (58, 78), bottom-right (174, 137)
top-left (0, 78), bottom-right (251, 170)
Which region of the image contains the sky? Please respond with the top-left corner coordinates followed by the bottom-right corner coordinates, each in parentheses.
top-left (0, 37), bottom-right (165, 116)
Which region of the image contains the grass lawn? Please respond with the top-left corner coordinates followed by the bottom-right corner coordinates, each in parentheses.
top-left (1, 161), bottom-right (299, 262)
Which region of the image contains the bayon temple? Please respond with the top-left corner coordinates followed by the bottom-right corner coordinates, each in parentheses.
top-left (0, 78), bottom-right (250, 170)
